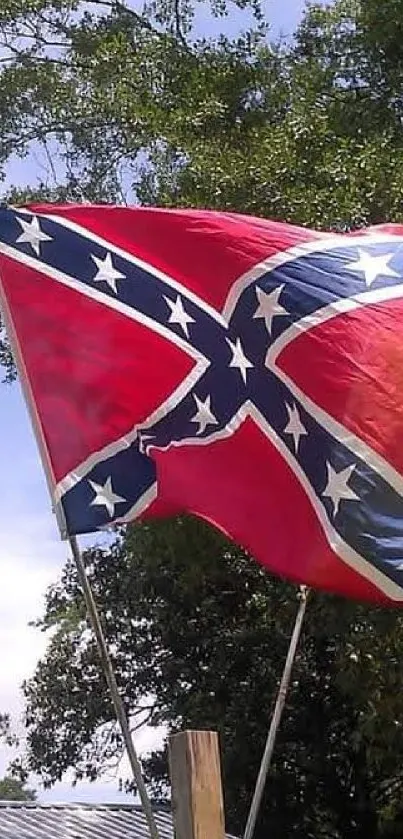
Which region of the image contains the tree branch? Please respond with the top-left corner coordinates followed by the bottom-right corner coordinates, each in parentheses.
top-left (173, 0), bottom-right (189, 49)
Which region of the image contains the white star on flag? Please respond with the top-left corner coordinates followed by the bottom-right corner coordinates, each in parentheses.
top-left (164, 294), bottom-right (195, 337)
top-left (16, 215), bottom-right (52, 256)
top-left (253, 284), bottom-right (288, 334)
top-left (89, 477), bottom-right (126, 517)
top-left (91, 252), bottom-right (126, 294)
top-left (284, 403), bottom-right (307, 452)
top-left (347, 249), bottom-right (398, 288)
top-left (190, 394), bottom-right (218, 435)
top-left (226, 337), bottom-right (253, 383)
top-left (322, 462), bottom-right (359, 517)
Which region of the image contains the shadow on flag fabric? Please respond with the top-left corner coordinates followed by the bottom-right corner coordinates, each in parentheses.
top-left (1, 205), bottom-right (403, 605)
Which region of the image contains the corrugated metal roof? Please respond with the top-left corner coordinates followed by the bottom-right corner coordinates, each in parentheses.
top-left (0, 802), bottom-right (238, 838)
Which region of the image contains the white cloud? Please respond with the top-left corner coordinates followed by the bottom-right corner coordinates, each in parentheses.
top-left (0, 533), bottom-right (66, 775)
top-left (0, 532), bottom-right (166, 801)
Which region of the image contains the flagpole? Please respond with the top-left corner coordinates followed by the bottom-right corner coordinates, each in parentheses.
top-left (243, 585), bottom-right (309, 839)
top-left (69, 535), bottom-right (160, 839)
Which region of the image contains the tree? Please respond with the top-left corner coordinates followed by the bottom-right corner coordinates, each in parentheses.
top-left (3, 0), bottom-right (403, 836)
top-left (2, 1), bottom-right (403, 369)
top-left (11, 518), bottom-right (403, 838)
top-left (0, 776), bottom-right (36, 801)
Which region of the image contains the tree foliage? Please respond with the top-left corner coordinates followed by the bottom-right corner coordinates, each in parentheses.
top-left (12, 519), bottom-right (403, 837)
top-left (1, 1), bottom-right (403, 365)
top-left (0, 776), bottom-right (36, 801)
top-left (3, 0), bottom-right (403, 836)
top-left (0, 719), bottom-right (36, 806)
top-left (1, 0), bottom-right (403, 222)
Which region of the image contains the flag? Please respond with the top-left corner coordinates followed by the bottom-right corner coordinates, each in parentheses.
top-left (1, 204), bottom-right (403, 604)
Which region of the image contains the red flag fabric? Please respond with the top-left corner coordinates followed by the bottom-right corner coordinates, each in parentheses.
top-left (1, 204), bottom-right (403, 604)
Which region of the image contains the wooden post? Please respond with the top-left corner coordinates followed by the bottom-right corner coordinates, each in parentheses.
top-left (169, 730), bottom-right (226, 839)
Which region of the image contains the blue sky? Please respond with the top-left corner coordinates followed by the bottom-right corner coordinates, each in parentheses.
top-left (0, 0), bottom-right (311, 803)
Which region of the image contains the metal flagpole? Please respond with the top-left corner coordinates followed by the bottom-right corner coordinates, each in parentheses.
top-left (69, 535), bottom-right (160, 839)
top-left (243, 585), bottom-right (310, 839)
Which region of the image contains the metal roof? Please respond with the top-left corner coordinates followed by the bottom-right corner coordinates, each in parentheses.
top-left (0, 802), bottom-right (238, 838)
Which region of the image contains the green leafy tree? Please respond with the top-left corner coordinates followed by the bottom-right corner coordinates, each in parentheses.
top-left (2, 0), bottom-right (403, 366)
top-left (0, 776), bottom-right (36, 801)
top-left (11, 519), bottom-right (403, 838)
